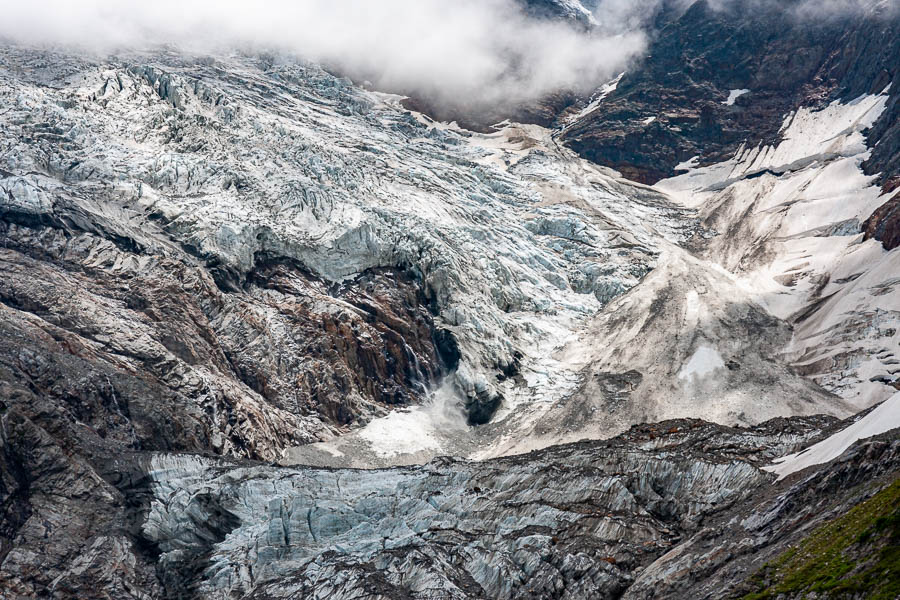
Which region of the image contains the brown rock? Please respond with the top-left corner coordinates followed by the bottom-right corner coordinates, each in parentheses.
top-left (863, 191), bottom-right (900, 250)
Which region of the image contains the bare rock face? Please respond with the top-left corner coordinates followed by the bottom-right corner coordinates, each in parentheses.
top-left (0, 218), bottom-right (451, 462)
top-left (0, 406), bottom-right (162, 599)
top-left (560, 0), bottom-right (900, 185)
top-left (863, 191), bottom-right (900, 250)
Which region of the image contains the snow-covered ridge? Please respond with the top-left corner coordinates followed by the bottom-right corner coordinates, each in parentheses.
top-left (560, 71), bottom-right (624, 131)
top-left (659, 89), bottom-right (890, 203)
top-left (722, 88), bottom-right (749, 106)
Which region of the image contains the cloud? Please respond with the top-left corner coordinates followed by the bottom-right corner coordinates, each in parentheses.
top-left (0, 0), bottom-right (648, 113)
top-left (1, 0), bottom-right (891, 118)
top-left (788, 0), bottom-right (898, 19)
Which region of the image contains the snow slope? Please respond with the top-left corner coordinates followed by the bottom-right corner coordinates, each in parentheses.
top-left (477, 241), bottom-right (852, 458)
top-left (657, 90), bottom-right (900, 409)
top-left (765, 392), bottom-right (900, 479)
top-left (560, 71), bottom-right (625, 131)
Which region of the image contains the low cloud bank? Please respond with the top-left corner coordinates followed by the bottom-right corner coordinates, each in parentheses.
top-left (0, 0), bottom-right (647, 112)
top-left (0, 0), bottom-right (892, 115)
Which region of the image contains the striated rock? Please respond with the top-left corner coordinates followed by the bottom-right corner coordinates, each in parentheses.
top-left (0, 405), bottom-right (161, 599)
top-left (882, 175), bottom-right (900, 195)
top-left (0, 219), bottom-right (450, 461)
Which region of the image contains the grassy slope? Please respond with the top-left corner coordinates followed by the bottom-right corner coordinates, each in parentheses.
top-left (741, 477), bottom-right (900, 600)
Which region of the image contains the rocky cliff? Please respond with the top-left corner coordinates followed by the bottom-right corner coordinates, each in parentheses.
top-left (558, 0), bottom-right (900, 186)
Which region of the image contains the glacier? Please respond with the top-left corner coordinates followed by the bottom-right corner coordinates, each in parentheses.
top-left (0, 44), bottom-right (871, 469)
top-left (2, 19), bottom-right (900, 598)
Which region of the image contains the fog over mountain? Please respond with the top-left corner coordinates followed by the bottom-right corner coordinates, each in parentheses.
top-left (0, 0), bottom-right (649, 111)
top-left (3, 0), bottom-right (890, 115)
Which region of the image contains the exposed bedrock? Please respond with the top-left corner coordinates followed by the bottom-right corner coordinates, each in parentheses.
top-left (0, 217), bottom-right (453, 462)
top-left (0, 406), bottom-right (163, 599)
top-left (559, 0), bottom-right (900, 185)
top-left (863, 190), bottom-right (900, 251)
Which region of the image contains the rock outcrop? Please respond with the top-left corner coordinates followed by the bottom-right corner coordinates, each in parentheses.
top-left (0, 218), bottom-right (452, 461)
top-left (863, 190), bottom-right (900, 250)
top-left (559, 0), bottom-right (900, 185)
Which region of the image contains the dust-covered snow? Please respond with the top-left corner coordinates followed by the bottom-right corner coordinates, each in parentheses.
top-left (678, 345), bottom-right (726, 380)
top-left (656, 89), bottom-right (899, 409)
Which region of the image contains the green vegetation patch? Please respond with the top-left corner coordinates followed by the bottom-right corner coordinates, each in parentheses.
top-left (742, 477), bottom-right (900, 600)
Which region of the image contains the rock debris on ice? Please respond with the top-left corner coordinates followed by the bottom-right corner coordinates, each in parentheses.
top-left (657, 90), bottom-right (900, 410)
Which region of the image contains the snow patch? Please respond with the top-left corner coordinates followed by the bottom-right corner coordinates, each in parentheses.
top-left (723, 89), bottom-right (749, 106)
top-left (562, 72), bottom-right (624, 129)
top-left (674, 155), bottom-right (700, 171)
top-left (678, 345), bottom-right (726, 381)
top-left (764, 392), bottom-right (900, 480)
top-left (357, 380), bottom-right (468, 458)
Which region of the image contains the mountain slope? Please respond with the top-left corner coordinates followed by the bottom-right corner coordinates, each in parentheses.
top-left (560, 0), bottom-right (900, 185)
top-left (658, 88), bottom-right (900, 410)
top-left (3, 394), bottom-right (897, 599)
top-left (0, 47), bottom-right (667, 460)
top-left (1, 43), bottom-right (855, 470)
top-left (2, 1), bottom-right (900, 598)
